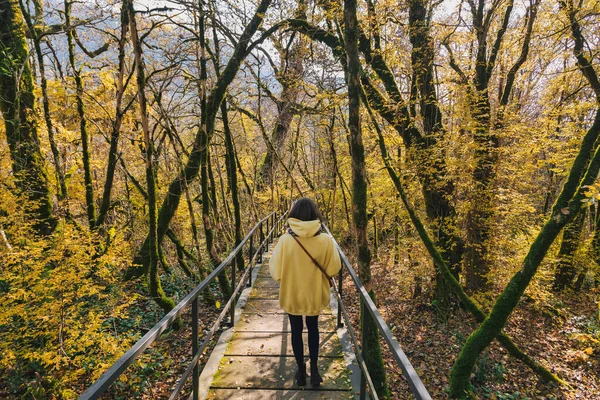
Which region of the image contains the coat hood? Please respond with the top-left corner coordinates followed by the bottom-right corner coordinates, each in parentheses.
top-left (288, 218), bottom-right (322, 238)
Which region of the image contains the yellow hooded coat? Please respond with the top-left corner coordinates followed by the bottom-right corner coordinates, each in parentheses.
top-left (269, 218), bottom-right (342, 316)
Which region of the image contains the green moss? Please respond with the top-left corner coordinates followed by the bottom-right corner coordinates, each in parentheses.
top-left (0, 0), bottom-right (55, 234)
top-left (361, 290), bottom-right (390, 399)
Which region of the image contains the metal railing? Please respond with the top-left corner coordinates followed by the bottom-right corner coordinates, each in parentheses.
top-left (80, 210), bottom-right (430, 400)
top-left (79, 211), bottom-right (287, 400)
top-left (323, 224), bottom-right (432, 400)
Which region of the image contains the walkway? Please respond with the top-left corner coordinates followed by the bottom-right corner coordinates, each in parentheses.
top-left (201, 245), bottom-right (355, 399)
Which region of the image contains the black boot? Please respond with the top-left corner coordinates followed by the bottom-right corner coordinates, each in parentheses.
top-left (295, 362), bottom-right (306, 386)
top-left (310, 361), bottom-right (323, 387)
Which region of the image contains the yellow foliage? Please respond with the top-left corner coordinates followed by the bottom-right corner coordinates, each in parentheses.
top-left (0, 198), bottom-right (138, 396)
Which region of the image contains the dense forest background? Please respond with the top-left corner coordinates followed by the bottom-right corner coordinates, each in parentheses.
top-left (0, 0), bottom-right (599, 398)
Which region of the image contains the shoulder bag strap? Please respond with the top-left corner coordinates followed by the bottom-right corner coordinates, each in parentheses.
top-left (289, 233), bottom-right (335, 286)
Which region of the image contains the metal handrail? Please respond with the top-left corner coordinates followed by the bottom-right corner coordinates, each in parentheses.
top-left (80, 211), bottom-right (429, 399)
top-left (79, 211), bottom-right (288, 400)
top-left (323, 224), bottom-right (432, 400)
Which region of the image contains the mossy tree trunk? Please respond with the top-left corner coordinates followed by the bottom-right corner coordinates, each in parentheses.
top-left (449, 0), bottom-right (538, 294)
top-left (407, 0), bottom-right (463, 311)
top-left (127, 0), bottom-right (273, 279)
top-left (65, 0), bottom-right (95, 229)
top-left (591, 204), bottom-right (600, 266)
top-left (457, 0), bottom-right (515, 293)
top-left (344, 0), bottom-right (389, 397)
top-left (221, 99), bottom-right (244, 270)
top-left (21, 0), bottom-right (68, 202)
top-left (0, 0), bottom-right (55, 235)
top-left (553, 208), bottom-right (587, 291)
top-left (96, 4), bottom-right (129, 228)
top-left (127, 0), bottom-right (179, 326)
top-left (197, 1), bottom-right (230, 298)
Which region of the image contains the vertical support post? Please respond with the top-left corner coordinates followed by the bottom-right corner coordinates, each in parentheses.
top-left (192, 297), bottom-right (199, 400)
top-left (248, 233), bottom-right (254, 287)
top-left (259, 222), bottom-right (264, 263)
top-left (266, 216), bottom-right (270, 251)
top-left (230, 257), bottom-right (236, 325)
top-left (337, 265), bottom-right (343, 328)
top-left (271, 213), bottom-right (276, 242)
top-left (360, 302), bottom-right (367, 400)
top-left (360, 370), bottom-right (367, 400)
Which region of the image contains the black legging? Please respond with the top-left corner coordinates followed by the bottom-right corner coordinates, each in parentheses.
top-left (288, 314), bottom-right (319, 367)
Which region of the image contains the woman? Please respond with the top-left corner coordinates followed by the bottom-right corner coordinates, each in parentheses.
top-left (269, 198), bottom-right (342, 387)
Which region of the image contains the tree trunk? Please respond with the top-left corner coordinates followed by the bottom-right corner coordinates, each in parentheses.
top-left (127, 0), bottom-right (179, 326)
top-left (463, 91), bottom-right (496, 292)
top-left (96, 3), bottom-right (129, 227)
top-left (553, 207), bottom-right (586, 291)
top-left (65, 0), bottom-right (95, 228)
top-left (591, 204), bottom-right (600, 267)
top-left (221, 99), bottom-right (244, 270)
top-left (461, 0), bottom-right (515, 293)
top-left (407, 0), bottom-right (463, 309)
top-left (197, 0), bottom-right (230, 298)
top-left (326, 114), bottom-right (338, 230)
top-left (0, 0), bottom-right (55, 235)
top-left (344, 0), bottom-right (389, 396)
top-left (22, 0), bottom-right (68, 201)
top-left (258, 39), bottom-right (304, 188)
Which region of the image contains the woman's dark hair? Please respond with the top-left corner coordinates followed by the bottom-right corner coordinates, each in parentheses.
top-left (288, 198), bottom-right (323, 221)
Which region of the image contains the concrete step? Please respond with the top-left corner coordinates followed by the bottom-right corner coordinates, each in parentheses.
top-left (206, 388), bottom-right (354, 399)
top-left (210, 355), bottom-right (351, 391)
top-left (243, 299), bottom-right (284, 314)
top-left (225, 331), bottom-right (343, 357)
top-left (235, 313), bottom-right (338, 333)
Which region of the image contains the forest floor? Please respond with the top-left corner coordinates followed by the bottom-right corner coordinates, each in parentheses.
top-left (341, 256), bottom-right (600, 400)
top-left (90, 278), bottom-right (226, 400)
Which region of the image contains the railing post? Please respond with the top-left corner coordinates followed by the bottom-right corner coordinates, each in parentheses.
top-left (259, 222), bottom-right (264, 263)
top-left (270, 213), bottom-right (275, 243)
top-left (360, 304), bottom-right (367, 400)
top-left (337, 265), bottom-right (343, 328)
top-left (192, 297), bottom-right (199, 400)
top-left (265, 217), bottom-right (270, 251)
top-left (360, 370), bottom-right (367, 400)
top-left (230, 258), bottom-right (236, 325)
top-left (248, 233), bottom-right (254, 288)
